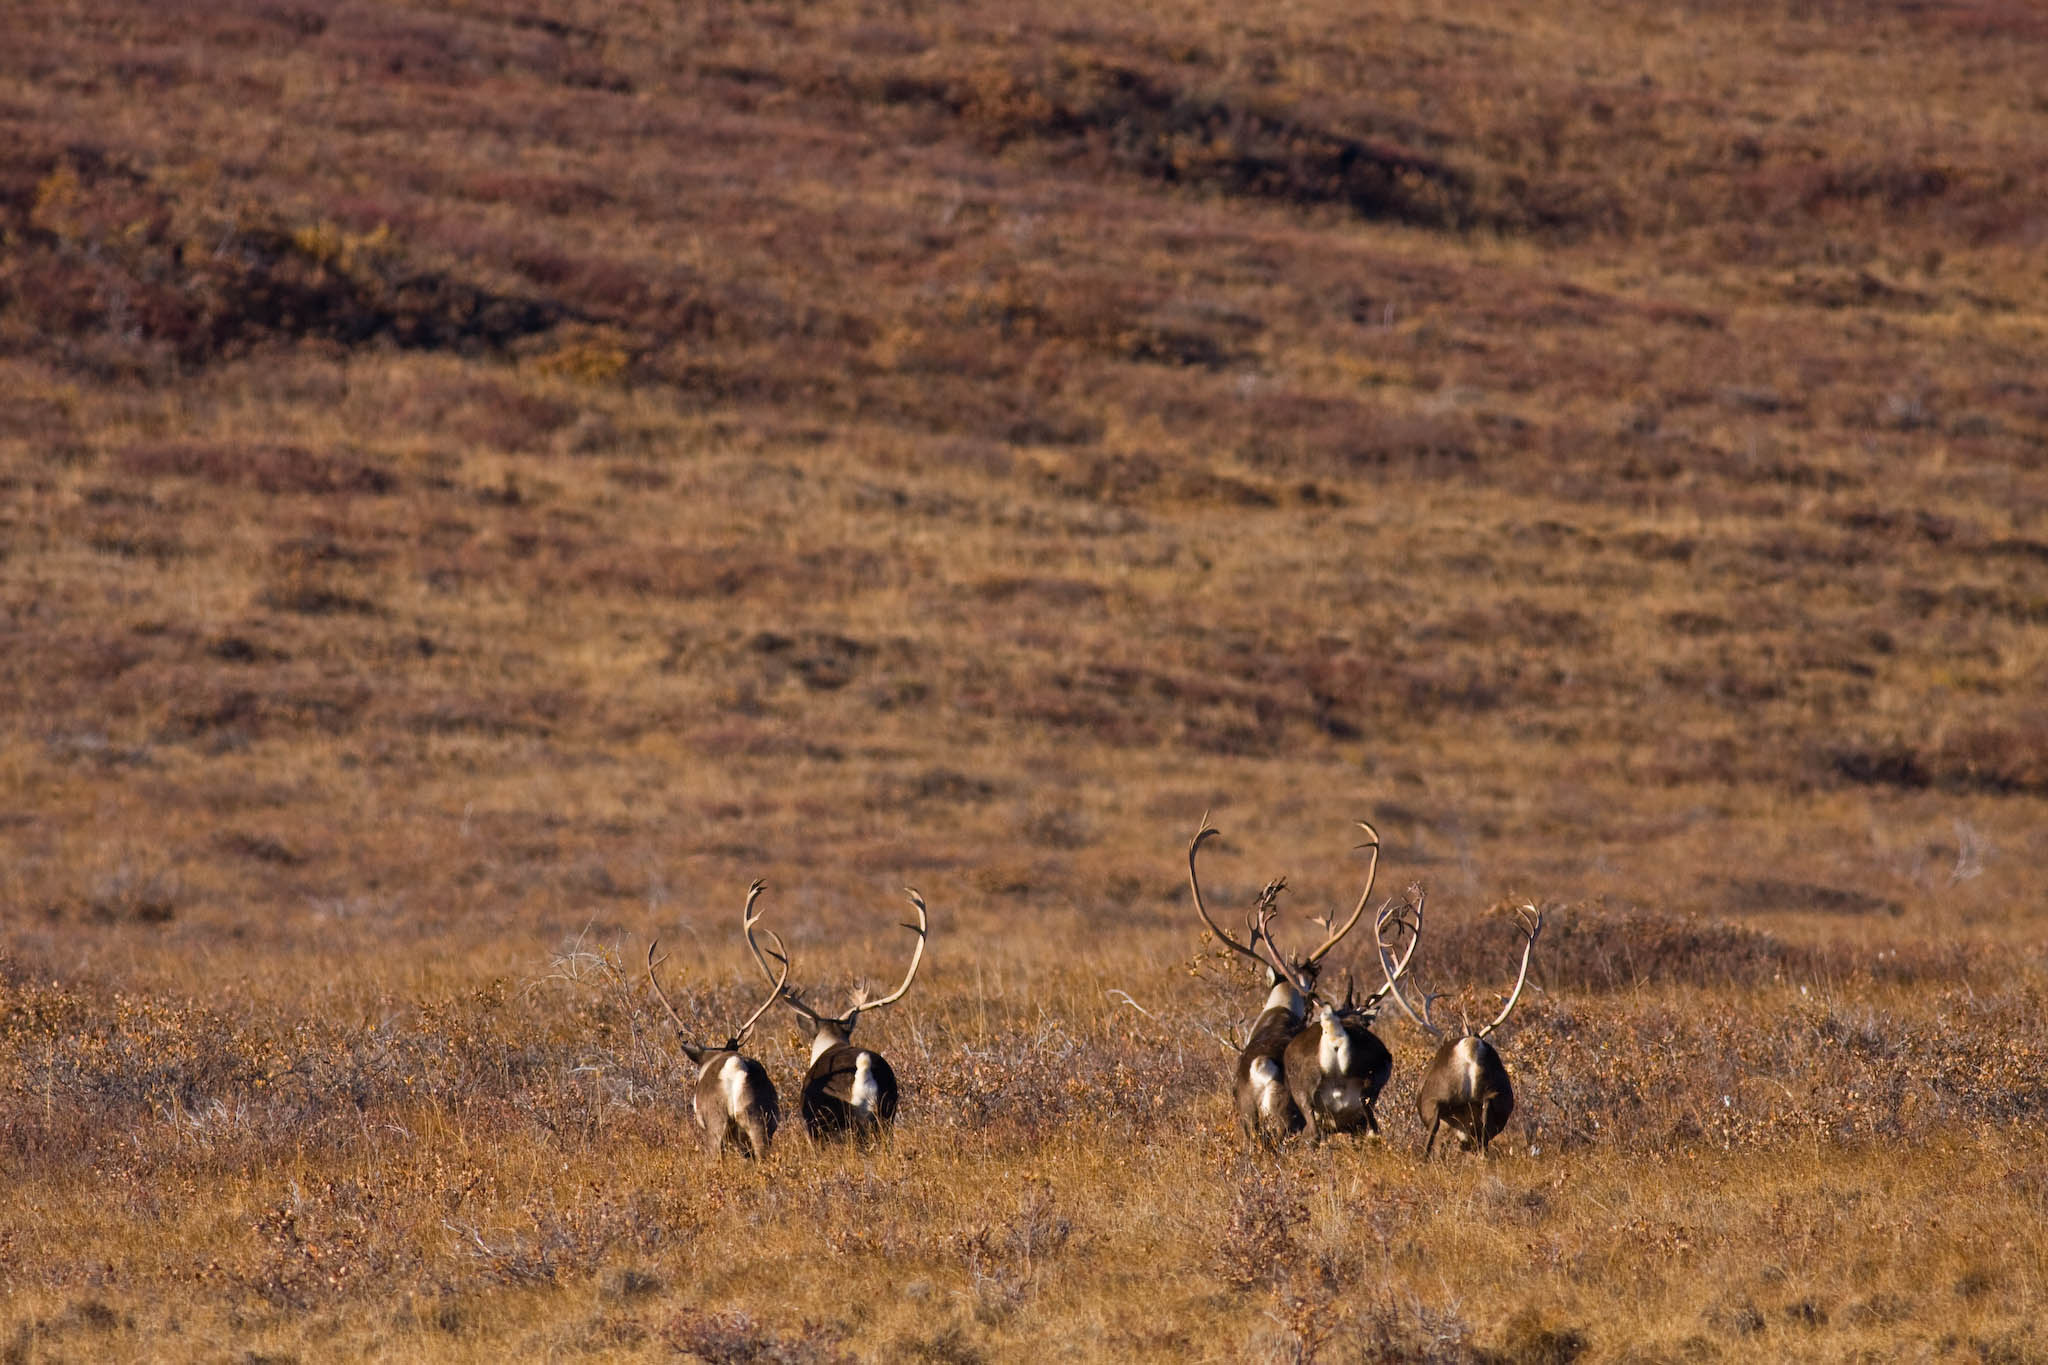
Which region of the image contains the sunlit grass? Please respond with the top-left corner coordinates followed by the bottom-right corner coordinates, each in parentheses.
top-left (4, 0), bottom-right (2048, 1358)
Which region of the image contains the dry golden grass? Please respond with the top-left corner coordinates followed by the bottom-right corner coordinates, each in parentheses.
top-left (4, 0), bottom-right (2048, 1359)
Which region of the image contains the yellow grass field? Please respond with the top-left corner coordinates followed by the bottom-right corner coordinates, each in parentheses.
top-left (3, 0), bottom-right (2047, 1359)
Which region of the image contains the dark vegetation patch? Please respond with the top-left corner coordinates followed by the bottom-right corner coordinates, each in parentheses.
top-left (870, 767), bottom-right (1001, 807)
top-left (1779, 268), bottom-right (1936, 313)
top-left (1827, 719), bottom-right (2048, 797)
top-left (258, 584), bottom-right (385, 617)
top-left (119, 443), bottom-right (397, 496)
top-left (1781, 160), bottom-right (1954, 217)
top-left (1234, 396), bottom-right (1483, 479)
top-left (206, 635), bottom-right (289, 665)
top-left (1828, 740), bottom-right (1931, 790)
top-left (1982, 536), bottom-right (2048, 565)
top-left (1719, 879), bottom-right (1902, 918)
top-left (1832, 505), bottom-right (1963, 544)
top-left (215, 831), bottom-right (309, 866)
top-left (80, 868), bottom-right (181, 924)
top-left (982, 652), bottom-right (1369, 756)
top-left (1404, 904), bottom-right (1813, 997)
top-left (844, 58), bottom-right (1597, 235)
top-left (973, 576), bottom-right (1108, 608)
top-left (1899, 581), bottom-right (2048, 627)
top-left (661, 1309), bottom-right (852, 1365)
top-left (573, 545), bottom-right (902, 603)
top-left (1663, 610), bottom-right (1728, 637)
top-left (1417, 600), bottom-right (1604, 651)
top-left (409, 690), bottom-right (580, 740)
top-left (84, 522), bottom-right (192, 562)
top-left (164, 682), bottom-right (371, 743)
top-left (1494, 1308), bottom-right (1590, 1365)
top-left (751, 630), bottom-right (882, 693)
top-left (0, 146), bottom-right (570, 370)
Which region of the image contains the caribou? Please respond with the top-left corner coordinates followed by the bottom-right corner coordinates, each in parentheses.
top-left (1378, 900), bottom-right (1545, 1158)
top-left (645, 896), bottom-right (787, 1159)
top-left (1258, 889), bottom-right (1422, 1143)
top-left (745, 878), bottom-right (928, 1145)
top-left (1187, 814), bottom-right (1383, 1146)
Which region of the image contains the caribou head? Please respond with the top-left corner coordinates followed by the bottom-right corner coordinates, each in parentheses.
top-left (645, 913), bottom-right (788, 1160)
top-left (744, 878), bottom-right (928, 1145)
top-left (1377, 896), bottom-right (1545, 1158)
top-left (1258, 888), bottom-right (1421, 1143)
top-left (1187, 814), bottom-right (1382, 1145)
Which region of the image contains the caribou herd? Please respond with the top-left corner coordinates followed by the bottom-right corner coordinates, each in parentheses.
top-left (644, 816), bottom-right (1544, 1161)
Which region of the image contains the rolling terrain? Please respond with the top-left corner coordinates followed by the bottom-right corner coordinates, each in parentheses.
top-left (3, 0), bottom-right (2048, 1359)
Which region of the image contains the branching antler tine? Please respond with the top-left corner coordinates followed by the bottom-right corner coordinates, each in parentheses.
top-left (1361, 887), bottom-right (1425, 1009)
top-left (1304, 818), bottom-right (1381, 967)
top-left (739, 877), bottom-right (828, 1025)
top-left (741, 877), bottom-right (781, 986)
top-left (1372, 891), bottom-right (1438, 1035)
top-left (1248, 894), bottom-right (1305, 992)
top-left (1421, 990), bottom-right (1447, 1035)
top-left (855, 888), bottom-right (928, 1013)
top-left (730, 927), bottom-right (791, 1049)
top-left (779, 984), bottom-right (828, 1025)
top-left (645, 939), bottom-right (694, 1034)
top-left (776, 977), bottom-right (828, 1026)
top-left (1479, 903), bottom-right (1544, 1038)
top-left (1188, 816), bottom-right (1268, 969)
top-left (1386, 886), bottom-right (1425, 980)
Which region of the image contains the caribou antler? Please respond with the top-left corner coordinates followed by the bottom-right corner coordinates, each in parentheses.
top-left (1374, 885), bottom-right (1442, 1034)
top-left (1409, 902), bottom-right (1546, 1158)
top-left (1300, 819), bottom-right (1381, 968)
top-left (648, 927), bottom-right (790, 1054)
top-left (742, 878), bottom-right (832, 1026)
top-left (740, 881), bottom-right (927, 1144)
top-left (730, 925), bottom-right (791, 1049)
top-left (848, 889), bottom-right (928, 1013)
top-left (744, 879), bottom-right (928, 1024)
top-left (646, 939), bottom-right (695, 1036)
top-left (1356, 886), bottom-right (1424, 1017)
top-left (1249, 881), bottom-right (1310, 995)
top-left (742, 877), bottom-right (779, 986)
top-left (1476, 904), bottom-right (1544, 1039)
top-left (1188, 815), bottom-right (1276, 972)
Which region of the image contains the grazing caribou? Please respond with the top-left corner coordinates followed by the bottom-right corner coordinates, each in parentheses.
top-left (1187, 815), bottom-right (1382, 1146)
top-left (1378, 900), bottom-right (1545, 1158)
top-left (745, 879), bottom-right (928, 1146)
top-left (645, 898), bottom-right (787, 1159)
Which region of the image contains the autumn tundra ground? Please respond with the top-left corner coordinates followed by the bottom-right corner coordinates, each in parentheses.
top-left (3, 0), bottom-right (2048, 1360)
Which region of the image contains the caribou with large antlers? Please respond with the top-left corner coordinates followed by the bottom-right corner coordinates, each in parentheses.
top-left (1378, 898), bottom-right (1545, 1158)
top-left (745, 879), bottom-right (928, 1146)
top-left (1264, 890), bottom-right (1421, 1143)
top-left (1188, 814), bottom-right (1382, 1146)
top-left (645, 903), bottom-right (788, 1159)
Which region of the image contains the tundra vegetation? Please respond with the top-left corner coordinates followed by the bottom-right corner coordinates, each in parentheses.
top-left (3, 0), bottom-right (2048, 1360)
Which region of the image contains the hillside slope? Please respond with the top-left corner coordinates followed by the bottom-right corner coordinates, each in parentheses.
top-left (3, 1), bottom-right (2047, 1360)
